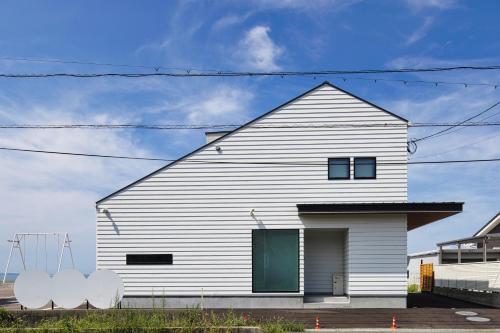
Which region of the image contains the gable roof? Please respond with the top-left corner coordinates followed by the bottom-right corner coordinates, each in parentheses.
top-left (474, 212), bottom-right (500, 236)
top-left (96, 81), bottom-right (408, 204)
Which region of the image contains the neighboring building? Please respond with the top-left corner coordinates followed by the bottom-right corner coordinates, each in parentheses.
top-left (474, 212), bottom-right (500, 237)
top-left (407, 212), bottom-right (500, 284)
top-left (96, 82), bottom-right (462, 309)
top-left (407, 250), bottom-right (439, 285)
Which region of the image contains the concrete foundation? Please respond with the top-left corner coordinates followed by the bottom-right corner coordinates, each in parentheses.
top-left (434, 286), bottom-right (500, 308)
top-left (348, 296), bottom-right (406, 308)
top-left (123, 296), bottom-right (304, 309)
top-left (122, 296), bottom-right (406, 309)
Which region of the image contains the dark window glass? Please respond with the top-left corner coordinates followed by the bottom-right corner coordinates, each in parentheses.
top-left (252, 229), bottom-right (299, 292)
top-left (354, 157), bottom-right (376, 179)
top-left (126, 254), bottom-right (173, 265)
top-left (328, 158), bottom-right (350, 179)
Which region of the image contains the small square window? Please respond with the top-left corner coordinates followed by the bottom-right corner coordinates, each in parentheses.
top-left (328, 158), bottom-right (350, 180)
top-left (354, 157), bottom-right (376, 179)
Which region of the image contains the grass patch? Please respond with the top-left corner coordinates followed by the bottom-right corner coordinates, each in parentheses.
top-left (407, 284), bottom-right (419, 293)
top-left (0, 308), bottom-right (304, 333)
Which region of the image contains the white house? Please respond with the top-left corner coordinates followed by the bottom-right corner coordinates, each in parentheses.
top-left (474, 212), bottom-right (500, 237)
top-left (96, 82), bottom-right (462, 308)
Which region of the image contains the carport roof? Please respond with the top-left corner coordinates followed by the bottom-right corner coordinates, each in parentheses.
top-left (296, 202), bottom-right (463, 231)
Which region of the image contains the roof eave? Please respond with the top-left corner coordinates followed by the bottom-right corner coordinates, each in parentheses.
top-left (296, 202), bottom-right (463, 231)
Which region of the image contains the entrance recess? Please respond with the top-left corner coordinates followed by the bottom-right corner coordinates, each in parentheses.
top-left (304, 229), bottom-right (346, 296)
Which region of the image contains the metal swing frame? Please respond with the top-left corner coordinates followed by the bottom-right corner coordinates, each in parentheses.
top-left (2, 232), bottom-right (75, 284)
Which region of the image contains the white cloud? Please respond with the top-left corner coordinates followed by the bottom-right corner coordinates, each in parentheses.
top-left (405, 0), bottom-right (458, 11)
top-left (250, 0), bottom-right (362, 11)
top-left (0, 84), bottom-right (163, 274)
top-left (135, 3), bottom-right (204, 55)
top-left (387, 55), bottom-right (500, 71)
top-left (236, 25), bottom-right (284, 71)
top-left (186, 86), bottom-right (253, 124)
top-left (405, 17), bottom-right (435, 45)
top-left (212, 13), bottom-right (252, 31)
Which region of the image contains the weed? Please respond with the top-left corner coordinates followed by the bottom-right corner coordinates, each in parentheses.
top-left (0, 307), bottom-right (304, 333)
top-left (407, 284), bottom-right (419, 293)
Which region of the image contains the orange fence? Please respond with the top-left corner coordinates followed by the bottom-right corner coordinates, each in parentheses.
top-left (420, 263), bottom-right (434, 292)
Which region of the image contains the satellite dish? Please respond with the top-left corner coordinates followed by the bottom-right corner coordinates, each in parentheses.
top-left (86, 270), bottom-right (124, 309)
top-left (14, 270), bottom-right (52, 309)
top-left (51, 269), bottom-right (86, 309)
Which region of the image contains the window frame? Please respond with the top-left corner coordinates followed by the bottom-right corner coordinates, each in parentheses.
top-left (327, 157), bottom-right (351, 180)
top-left (354, 157), bottom-right (377, 179)
top-left (251, 229), bottom-right (300, 293)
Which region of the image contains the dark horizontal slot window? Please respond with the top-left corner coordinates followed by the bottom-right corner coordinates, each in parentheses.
top-left (354, 157), bottom-right (376, 179)
top-left (328, 158), bottom-right (350, 180)
top-left (126, 254), bottom-right (173, 265)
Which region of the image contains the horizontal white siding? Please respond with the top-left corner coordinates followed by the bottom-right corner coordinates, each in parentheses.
top-left (97, 84), bottom-right (408, 296)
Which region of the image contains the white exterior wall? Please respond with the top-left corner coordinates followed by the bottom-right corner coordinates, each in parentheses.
top-left (96, 84), bottom-right (408, 298)
top-left (435, 262), bottom-right (500, 292)
top-left (304, 229), bottom-right (345, 294)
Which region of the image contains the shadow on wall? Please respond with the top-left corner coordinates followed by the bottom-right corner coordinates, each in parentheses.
top-left (104, 209), bottom-right (120, 235)
top-left (250, 209), bottom-right (265, 229)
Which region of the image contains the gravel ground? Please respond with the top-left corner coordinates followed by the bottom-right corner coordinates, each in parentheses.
top-left (0, 283), bottom-right (18, 309)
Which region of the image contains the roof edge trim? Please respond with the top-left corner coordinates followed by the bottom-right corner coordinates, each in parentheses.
top-left (473, 212), bottom-right (500, 236)
top-left (297, 202), bottom-right (463, 213)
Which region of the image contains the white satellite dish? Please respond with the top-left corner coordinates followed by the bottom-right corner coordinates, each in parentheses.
top-left (14, 270), bottom-right (52, 309)
top-left (51, 269), bottom-right (86, 309)
top-left (86, 270), bottom-right (124, 309)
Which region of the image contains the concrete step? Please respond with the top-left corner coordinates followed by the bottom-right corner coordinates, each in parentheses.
top-left (304, 295), bottom-right (350, 303)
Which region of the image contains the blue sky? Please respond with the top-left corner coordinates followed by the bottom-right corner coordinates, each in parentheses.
top-left (0, 0), bottom-right (499, 274)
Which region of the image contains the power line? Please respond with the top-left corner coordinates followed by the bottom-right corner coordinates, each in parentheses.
top-left (0, 56), bottom-right (160, 71)
top-left (414, 100), bottom-right (500, 142)
top-left (333, 76), bottom-right (500, 89)
top-left (1, 65), bottom-right (500, 79)
top-left (418, 108), bottom-right (500, 143)
top-left (2, 56), bottom-right (500, 88)
top-left (408, 158), bottom-right (500, 165)
top-left (480, 109), bottom-right (500, 122)
top-left (412, 132), bottom-right (500, 160)
top-left (0, 146), bottom-right (168, 162)
top-left (0, 145), bottom-right (498, 166)
top-left (0, 56), bottom-right (219, 73)
top-left (0, 122), bottom-right (499, 130)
